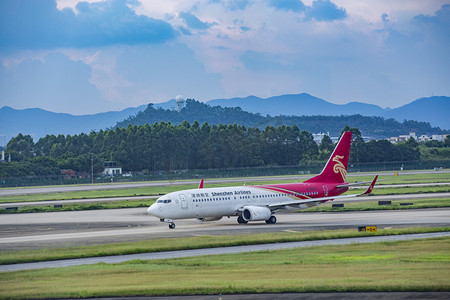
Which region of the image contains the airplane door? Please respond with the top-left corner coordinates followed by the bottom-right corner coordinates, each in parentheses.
top-left (180, 194), bottom-right (188, 209)
top-left (323, 186), bottom-right (329, 197)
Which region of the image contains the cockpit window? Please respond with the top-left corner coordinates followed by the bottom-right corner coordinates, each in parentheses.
top-left (157, 199), bottom-right (171, 204)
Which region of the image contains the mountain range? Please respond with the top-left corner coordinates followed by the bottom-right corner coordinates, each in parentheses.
top-left (153, 94), bottom-right (449, 130)
top-left (208, 94), bottom-right (449, 130)
top-left (118, 99), bottom-right (445, 140)
top-left (207, 93), bottom-right (389, 116)
top-left (0, 105), bottom-right (146, 147)
top-left (1, 93), bottom-right (448, 146)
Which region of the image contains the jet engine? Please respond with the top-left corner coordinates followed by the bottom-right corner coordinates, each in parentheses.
top-left (242, 206), bottom-right (272, 222)
top-left (197, 217), bottom-right (223, 222)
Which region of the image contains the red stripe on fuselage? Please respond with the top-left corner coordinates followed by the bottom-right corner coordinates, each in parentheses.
top-left (254, 183), bottom-right (349, 199)
top-left (254, 186), bottom-right (311, 200)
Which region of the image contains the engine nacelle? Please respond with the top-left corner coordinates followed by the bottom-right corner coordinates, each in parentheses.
top-left (197, 216), bottom-right (223, 222)
top-left (242, 206), bottom-right (272, 222)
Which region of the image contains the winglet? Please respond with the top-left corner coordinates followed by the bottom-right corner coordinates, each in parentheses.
top-left (198, 179), bottom-right (204, 189)
top-left (362, 175), bottom-right (378, 195)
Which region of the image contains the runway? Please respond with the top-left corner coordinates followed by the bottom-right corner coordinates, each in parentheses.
top-left (0, 207), bottom-right (449, 251)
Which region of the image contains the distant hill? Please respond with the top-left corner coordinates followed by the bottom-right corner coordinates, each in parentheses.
top-left (207, 93), bottom-right (387, 117)
top-left (0, 105), bottom-right (146, 145)
top-left (116, 100), bottom-right (265, 129)
top-left (206, 94), bottom-right (449, 130)
top-left (382, 96), bottom-right (449, 130)
top-left (117, 99), bottom-right (445, 139)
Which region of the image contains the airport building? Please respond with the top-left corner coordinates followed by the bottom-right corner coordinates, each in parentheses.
top-left (103, 161), bottom-right (122, 176)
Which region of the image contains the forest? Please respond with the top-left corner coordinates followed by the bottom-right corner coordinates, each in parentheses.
top-left (2, 121), bottom-right (447, 179)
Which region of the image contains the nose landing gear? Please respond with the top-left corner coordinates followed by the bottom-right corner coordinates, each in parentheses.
top-left (161, 218), bottom-right (176, 229)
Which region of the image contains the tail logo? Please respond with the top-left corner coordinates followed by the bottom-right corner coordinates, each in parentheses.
top-left (332, 155), bottom-right (346, 181)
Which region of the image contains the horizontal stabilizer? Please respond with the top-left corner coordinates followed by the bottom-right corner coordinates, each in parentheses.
top-left (337, 176), bottom-right (382, 188)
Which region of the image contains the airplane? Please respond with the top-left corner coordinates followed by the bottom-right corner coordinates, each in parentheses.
top-left (147, 131), bottom-right (378, 229)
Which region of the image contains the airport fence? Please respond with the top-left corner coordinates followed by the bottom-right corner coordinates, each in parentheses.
top-left (0, 160), bottom-right (449, 188)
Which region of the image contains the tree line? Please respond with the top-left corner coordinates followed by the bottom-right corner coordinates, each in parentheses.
top-left (1, 121), bottom-right (443, 178)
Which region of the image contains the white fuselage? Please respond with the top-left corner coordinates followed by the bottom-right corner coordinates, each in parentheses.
top-left (147, 185), bottom-right (320, 220)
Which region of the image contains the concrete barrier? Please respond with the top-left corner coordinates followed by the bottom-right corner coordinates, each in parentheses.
top-left (378, 200), bottom-right (391, 205)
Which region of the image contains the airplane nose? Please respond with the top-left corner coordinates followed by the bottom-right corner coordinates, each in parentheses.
top-left (147, 204), bottom-right (157, 215)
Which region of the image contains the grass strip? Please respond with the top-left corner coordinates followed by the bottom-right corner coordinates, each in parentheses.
top-left (304, 197), bottom-right (450, 212)
top-left (0, 226), bottom-right (448, 265)
top-left (1, 237), bottom-right (449, 299)
top-left (347, 185), bottom-right (450, 196)
top-left (346, 172), bottom-right (450, 184)
top-left (0, 199), bottom-right (154, 214)
top-left (1, 171), bottom-right (449, 204)
top-left (0, 185), bottom-right (182, 203)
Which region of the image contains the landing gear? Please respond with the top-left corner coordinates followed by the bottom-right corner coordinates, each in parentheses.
top-left (237, 216), bottom-right (248, 224)
top-left (161, 218), bottom-right (176, 229)
top-left (265, 215), bottom-right (277, 224)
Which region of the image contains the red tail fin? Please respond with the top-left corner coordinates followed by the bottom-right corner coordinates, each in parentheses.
top-left (305, 131), bottom-right (352, 184)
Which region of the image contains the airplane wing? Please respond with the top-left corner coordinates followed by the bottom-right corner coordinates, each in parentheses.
top-left (268, 175), bottom-right (378, 210)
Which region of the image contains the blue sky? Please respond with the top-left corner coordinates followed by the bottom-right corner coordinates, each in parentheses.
top-left (0, 0), bottom-right (449, 114)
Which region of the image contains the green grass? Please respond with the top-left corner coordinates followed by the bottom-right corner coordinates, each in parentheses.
top-left (0, 186), bottom-right (177, 203)
top-left (304, 197), bottom-right (450, 212)
top-left (1, 171), bottom-right (449, 204)
top-left (0, 199), bottom-right (154, 214)
top-left (1, 226), bottom-right (448, 265)
top-left (346, 172), bottom-right (450, 185)
top-left (1, 237), bottom-right (449, 299)
top-left (348, 185), bottom-right (450, 195)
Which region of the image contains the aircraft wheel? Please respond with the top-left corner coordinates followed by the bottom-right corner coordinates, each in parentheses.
top-left (265, 216), bottom-right (277, 224)
top-left (169, 222), bottom-right (176, 229)
top-left (237, 216), bottom-right (248, 224)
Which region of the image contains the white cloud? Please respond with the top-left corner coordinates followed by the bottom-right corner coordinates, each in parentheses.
top-left (2, 0), bottom-right (450, 113)
top-left (63, 43), bottom-right (224, 105)
top-left (0, 52), bottom-right (118, 114)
